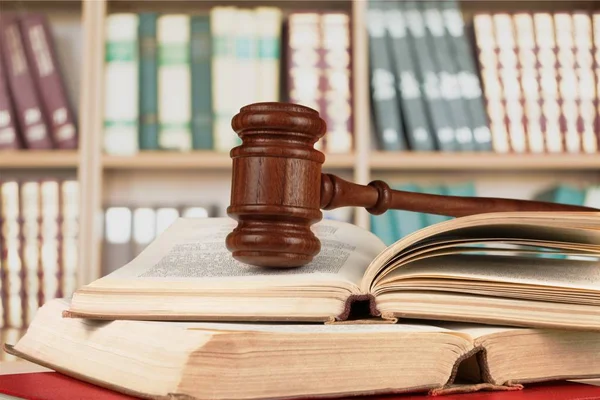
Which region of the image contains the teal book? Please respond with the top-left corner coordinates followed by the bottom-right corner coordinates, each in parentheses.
top-left (421, 185), bottom-right (452, 226)
top-left (138, 13), bottom-right (159, 150)
top-left (535, 185), bottom-right (585, 206)
top-left (390, 184), bottom-right (427, 238)
top-left (445, 181), bottom-right (476, 198)
top-left (370, 213), bottom-right (398, 246)
top-left (191, 16), bottom-right (213, 150)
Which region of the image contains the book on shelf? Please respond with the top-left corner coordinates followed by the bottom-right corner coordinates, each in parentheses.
top-left (0, 178), bottom-right (79, 331)
top-left (4, 297), bottom-right (600, 399)
top-left (62, 212), bottom-right (600, 330)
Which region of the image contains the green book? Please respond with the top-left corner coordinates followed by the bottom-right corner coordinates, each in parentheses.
top-left (421, 185), bottom-right (452, 226)
top-left (370, 213), bottom-right (398, 246)
top-left (190, 16), bottom-right (213, 150)
top-left (139, 13), bottom-right (159, 150)
top-left (390, 183), bottom-right (426, 238)
top-left (535, 185), bottom-right (585, 206)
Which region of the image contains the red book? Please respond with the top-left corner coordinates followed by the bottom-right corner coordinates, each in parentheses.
top-left (19, 14), bottom-right (78, 149)
top-left (0, 43), bottom-right (21, 149)
top-left (0, 373), bottom-right (599, 400)
top-left (0, 13), bottom-right (53, 149)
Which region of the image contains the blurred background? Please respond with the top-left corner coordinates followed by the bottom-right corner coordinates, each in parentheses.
top-left (1, 0), bottom-right (600, 358)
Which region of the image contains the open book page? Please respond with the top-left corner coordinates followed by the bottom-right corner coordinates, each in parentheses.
top-left (88, 217), bottom-right (386, 294)
top-left (374, 254), bottom-right (600, 302)
top-left (361, 212), bottom-right (600, 291)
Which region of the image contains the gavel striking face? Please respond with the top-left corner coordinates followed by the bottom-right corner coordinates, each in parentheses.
top-left (226, 102), bottom-right (597, 268)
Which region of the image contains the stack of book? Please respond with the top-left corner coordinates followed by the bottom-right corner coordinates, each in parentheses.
top-left (474, 11), bottom-right (600, 154)
top-left (367, 0), bottom-right (492, 153)
top-left (103, 8), bottom-right (354, 156)
top-left (4, 211), bottom-right (600, 398)
top-left (0, 179), bottom-right (79, 352)
top-left (0, 13), bottom-right (78, 151)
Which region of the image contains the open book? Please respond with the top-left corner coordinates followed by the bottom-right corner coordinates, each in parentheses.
top-left (6, 299), bottom-right (600, 400)
top-left (67, 213), bottom-right (600, 330)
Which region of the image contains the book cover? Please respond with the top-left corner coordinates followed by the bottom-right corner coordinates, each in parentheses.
top-left (103, 13), bottom-right (139, 155)
top-left (190, 15), bottom-right (213, 150)
top-left (366, 0), bottom-right (407, 151)
top-left (19, 13), bottom-right (78, 150)
top-left (138, 12), bottom-right (159, 151)
top-left (0, 42), bottom-right (21, 149)
top-left (157, 14), bottom-right (192, 152)
top-left (0, 13), bottom-right (53, 149)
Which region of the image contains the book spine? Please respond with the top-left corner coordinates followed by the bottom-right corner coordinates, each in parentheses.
top-left (60, 180), bottom-right (78, 299)
top-left (256, 7), bottom-right (282, 103)
top-left (287, 12), bottom-right (326, 150)
top-left (555, 13), bottom-right (582, 153)
top-left (366, 0), bottom-right (406, 151)
top-left (493, 14), bottom-right (528, 153)
top-left (157, 15), bottom-right (192, 151)
top-left (211, 7), bottom-right (240, 152)
top-left (0, 47), bottom-right (21, 149)
top-left (384, 0), bottom-right (436, 151)
top-left (132, 207), bottom-right (156, 257)
top-left (421, 1), bottom-right (475, 152)
top-left (40, 181), bottom-right (60, 306)
top-left (0, 328), bottom-right (24, 361)
top-left (572, 13), bottom-right (596, 154)
top-left (513, 13), bottom-right (545, 153)
top-left (404, 1), bottom-right (456, 152)
top-left (102, 207), bottom-right (133, 276)
top-left (190, 15), bottom-right (213, 150)
top-left (19, 14), bottom-right (78, 149)
top-left (321, 12), bottom-right (353, 153)
top-left (595, 14), bottom-right (600, 147)
top-left (441, 1), bottom-right (492, 151)
top-left (474, 14), bottom-right (510, 153)
top-left (1, 181), bottom-right (24, 328)
top-left (103, 13), bottom-right (139, 155)
top-left (535, 13), bottom-right (563, 153)
top-left (0, 14), bottom-right (52, 149)
top-left (138, 13), bottom-right (159, 151)
top-left (19, 181), bottom-right (41, 326)
top-left (234, 9), bottom-right (259, 132)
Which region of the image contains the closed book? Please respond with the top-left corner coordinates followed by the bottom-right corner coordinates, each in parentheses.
top-left (404, 1), bottom-right (457, 152)
top-left (138, 13), bottom-right (159, 150)
top-left (255, 7), bottom-right (282, 103)
top-left (60, 180), bottom-right (78, 299)
top-left (190, 15), bottom-right (213, 150)
top-left (39, 181), bottom-right (60, 306)
top-left (0, 328), bottom-right (25, 361)
top-left (211, 7), bottom-right (239, 152)
top-left (421, 1), bottom-right (475, 152)
top-left (0, 13), bottom-right (52, 149)
top-left (101, 207), bottom-right (133, 277)
top-left (286, 12), bottom-right (326, 150)
top-left (19, 14), bottom-right (78, 149)
top-left (131, 207), bottom-right (156, 257)
top-left (103, 14), bottom-right (139, 155)
top-left (321, 12), bottom-right (353, 153)
top-left (19, 181), bottom-right (41, 326)
top-left (367, 0), bottom-right (407, 151)
top-left (384, 1), bottom-right (436, 152)
top-left (0, 181), bottom-right (24, 328)
top-left (158, 14), bottom-right (192, 151)
top-left (441, 0), bottom-right (492, 151)
top-left (0, 45), bottom-right (21, 149)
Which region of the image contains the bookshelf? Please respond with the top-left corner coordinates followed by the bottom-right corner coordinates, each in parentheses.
top-left (1, 0), bottom-right (599, 290)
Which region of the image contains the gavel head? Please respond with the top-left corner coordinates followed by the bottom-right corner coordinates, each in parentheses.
top-left (226, 102), bottom-right (327, 268)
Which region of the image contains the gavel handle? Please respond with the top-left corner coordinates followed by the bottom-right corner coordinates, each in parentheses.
top-left (320, 173), bottom-right (598, 217)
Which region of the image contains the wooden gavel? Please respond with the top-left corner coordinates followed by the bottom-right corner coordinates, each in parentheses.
top-left (226, 102), bottom-right (597, 268)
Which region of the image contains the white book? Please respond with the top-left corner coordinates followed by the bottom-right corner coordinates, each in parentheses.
top-left (211, 7), bottom-right (240, 152)
top-left (103, 14), bottom-right (139, 155)
top-left (132, 207), bottom-right (156, 256)
top-left (235, 9), bottom-right (259, 110)
top-left (255, 7), bottom-right (282, 102)
top-left (157, 15), bottom-right (192, 151)
top-left (155, 207), bottom-right (180, 236)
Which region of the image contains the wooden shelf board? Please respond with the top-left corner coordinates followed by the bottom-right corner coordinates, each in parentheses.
top-left (102, 152), bottom-right (356, 170)
top-left (0, 151), bottom-right (79, 168)
top-left (369, 152), bottom-right (600, 171)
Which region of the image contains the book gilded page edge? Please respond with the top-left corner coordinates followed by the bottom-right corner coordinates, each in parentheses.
top-left (3, 344), bottom-right (167, 400)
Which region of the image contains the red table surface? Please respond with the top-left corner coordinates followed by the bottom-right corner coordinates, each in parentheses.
top-left (0, 372), bottom-right (599, 400)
